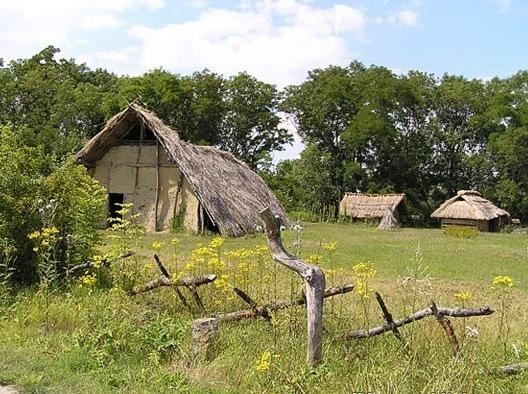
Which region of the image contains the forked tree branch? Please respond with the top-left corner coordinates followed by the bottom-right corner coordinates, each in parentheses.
top-left (346, 305), bottom-right (494, 340)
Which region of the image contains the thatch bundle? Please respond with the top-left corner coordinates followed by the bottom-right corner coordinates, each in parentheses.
top-left (75, 104), bottom-right (288, 236)
top-left (339, 193), bottom-right (405, 229)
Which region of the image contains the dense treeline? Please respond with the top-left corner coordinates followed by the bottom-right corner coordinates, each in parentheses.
top-left (1, 46), bottom-right (527, 223)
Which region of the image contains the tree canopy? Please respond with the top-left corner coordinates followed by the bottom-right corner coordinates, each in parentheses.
top-left (1, 47), bottom-right (528, 222)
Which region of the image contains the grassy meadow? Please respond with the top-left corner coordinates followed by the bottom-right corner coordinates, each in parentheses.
top-left (1, 223), bottom-right (527, 393)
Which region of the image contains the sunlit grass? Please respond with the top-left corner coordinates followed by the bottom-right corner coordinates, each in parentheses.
top-left (1, 223), bottom-right (527, 393)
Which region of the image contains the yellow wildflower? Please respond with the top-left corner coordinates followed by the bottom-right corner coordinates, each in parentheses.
top-left (323, 242), bottom-right (337, 251)
top-left (151, 241), bottom-right (164, 251)
top-left (307, 254), bottom-right (322, 264)
top-left (80, 274), bottom-right (97, 287)
top-left (255, 351), bottom-right (271, 373)
top-left (492, 275), bottom-right (514, 288)
top-left (454, 291), bottom-right (472, 302)
top-left (209, 237), bottom-right (225, 249)
top-left (170, 237), bottom-right (180, 245)
top-left (352, 261), bottom-right (376, 299)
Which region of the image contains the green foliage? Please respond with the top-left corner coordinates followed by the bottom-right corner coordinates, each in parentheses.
top-left (0, 129), bottom-right (106, 284)
top-left (443, 226), bottom-right (479, 239)
top-left (219, 72), bottom-right (292, 169)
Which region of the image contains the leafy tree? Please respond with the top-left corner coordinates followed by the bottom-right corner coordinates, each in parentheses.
top-left (283, 64), bottom-right (364, 215)
top-left (0, 46), bottom-right (116, 157)
top-left (219, 72), bottom-right (291, 169)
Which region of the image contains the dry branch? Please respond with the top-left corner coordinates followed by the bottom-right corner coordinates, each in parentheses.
top-left (375, 292), bottom-right (404, 344)
top-left (215, 284), bottom-right (354, 322)
top-left (131, 254), bottom-right (216, 298)
top-left (68, 252), bottom-right (133, 275)
top-left (499, 362), bottom-right (528, 375)
top-left (260, 207), bottom-right (326, 367)
top-left (131, 274), bottom-right (217, 295)
top-left (346, 305), bottom-right (494, 340)
top-left (431, 301), bottom-right (460, 356)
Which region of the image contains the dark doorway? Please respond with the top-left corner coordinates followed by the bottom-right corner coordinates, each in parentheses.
top-left (108, 193), bottom-right (124, 225)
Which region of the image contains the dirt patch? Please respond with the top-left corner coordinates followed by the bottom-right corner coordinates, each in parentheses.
top-left (0, 386), bottom-right (18, 394)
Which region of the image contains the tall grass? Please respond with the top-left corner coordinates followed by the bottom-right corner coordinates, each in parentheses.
top-left (0, 223), bottom-right (527, 393)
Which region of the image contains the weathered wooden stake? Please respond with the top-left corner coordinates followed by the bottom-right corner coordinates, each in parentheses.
top-left (375, 292), bottom-right (405, 345)
top-left (260, 207), bottom-right (326, 367)
top-left (431, 301), bottom-right (460, 356)
top-left (191, 317), bottom-right (219, 361)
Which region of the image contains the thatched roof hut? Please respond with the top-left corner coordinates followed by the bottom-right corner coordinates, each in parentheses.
top-left (75, 104), bottom-right (287, 236)
top-left (338, 193), bottom-right (406, 229)
top-left (431, 190), bottom-right (510, 232)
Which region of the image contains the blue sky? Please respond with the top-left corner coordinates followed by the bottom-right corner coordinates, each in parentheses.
top-left (1, 0), bottom-right (526, 159)
top-left (2, 0), bottom-right (526, 84)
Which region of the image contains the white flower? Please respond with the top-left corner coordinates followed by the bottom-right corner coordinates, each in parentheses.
top-left (49, 199), bottom-right (56, 204)
top-left (465, 326), bottom-right (479, 339)
top-left (46, 204), bottom-right (52, 210)
top-left (255, 225), bottom-right (263, 233)
top-left (280, 225), bottom-right (286, 231)
top-left (38, 208), bottom-right (44, 214)
top-left (293, 224), bottom-right (303, 233)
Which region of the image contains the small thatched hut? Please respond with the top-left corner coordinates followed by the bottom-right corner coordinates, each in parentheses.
top-left (338, 193), bottom-right (406, 229)
top-left (75, 104), bottom-right (287, 236)
top-left (431, 190), bottom-right (510, 232)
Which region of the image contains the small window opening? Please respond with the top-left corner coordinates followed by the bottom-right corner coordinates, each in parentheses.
top-left (108, 193), bottom-right (124, 225)
top-left (122, 123), bottom-right (141, 141)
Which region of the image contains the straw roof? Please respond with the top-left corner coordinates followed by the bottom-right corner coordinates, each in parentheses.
top-left (431, 190), bottom-right (509, 221)
top-left (75, 104), bottom-right (288, 236)
top-left (339, 193), bottom-right (405, 219)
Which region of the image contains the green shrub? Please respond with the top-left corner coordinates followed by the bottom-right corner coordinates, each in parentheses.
top-left (443, 226), bottom-right (479, 239)
top-left (0, 129), bottom-right (106, 284)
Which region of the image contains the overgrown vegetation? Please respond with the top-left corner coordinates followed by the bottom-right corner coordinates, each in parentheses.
top-left (0, 225), bottom-right (527, 393)
top-left (0, 129), bottom-right (106, 284)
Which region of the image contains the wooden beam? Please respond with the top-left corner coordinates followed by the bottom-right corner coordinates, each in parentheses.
top-left (346, 305), bottom-right (494, 340)
top-left (260, 207), bottom-right (325, 367)
top-left (154, 139), bottom-right (161, 231)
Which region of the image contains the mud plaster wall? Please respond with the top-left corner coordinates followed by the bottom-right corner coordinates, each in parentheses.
top-left (92, 144), bottom-right (200, 233)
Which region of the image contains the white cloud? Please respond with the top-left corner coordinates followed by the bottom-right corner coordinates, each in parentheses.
top-left (496, 0), bottom-right (511, 12)
top-left (396, 10), bottom-right (418, 27)
top-left (0, 0), bottom-right (164, 60)
top-left (130, 0), bottom-right (366, 86)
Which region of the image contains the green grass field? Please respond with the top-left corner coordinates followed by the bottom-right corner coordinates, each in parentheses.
top-left (1, 223), bottom-right (527, 393)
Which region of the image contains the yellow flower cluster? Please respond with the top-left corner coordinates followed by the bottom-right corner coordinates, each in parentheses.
top-left (352, 261), bottom-right (376, 299)
top-left (79, 274), bottom-right (96, 287)
top-left (170, 237), bottom-right (180, 246)
top-left (254, 351), bottom-right (271, 373)
top-left (454, 291), bottom-right (472, 302)
top-left (307, 254), bottom-right (322, 264)
top-left (323, 242), bottom-right (337, 251)
top-left (209, 237), bottom-right (225, 249)
top-left (28, 226), bottom-right (60, 252)
top-left (91, 254), bottom-right (105, 269)
top-left (151, 241), bottom-right (165, 251)
top-left (492, 275), bottom-right (514, 288)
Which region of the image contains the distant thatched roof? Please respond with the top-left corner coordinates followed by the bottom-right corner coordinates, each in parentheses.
top-left (75, 104), bottom-right (287, 236)
top-left (339, 193), bottom-right (405, 219)
top-left (431, 190), bottom-right (509, 221)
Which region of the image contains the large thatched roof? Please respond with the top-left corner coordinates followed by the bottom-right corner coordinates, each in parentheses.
top-left (339, 193), bottom-right (405, 219)
top-left (431, 190), bottom-right (509, 221)
top-left (75, 104), bottom-right (287, 236)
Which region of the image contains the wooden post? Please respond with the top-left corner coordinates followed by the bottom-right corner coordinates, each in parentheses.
top-left (260, 207), bottom-right (325, 367)
top-left (154, 139), bottom-right (160, 232)
top-left (191, 317), bottom-right (219, 361)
